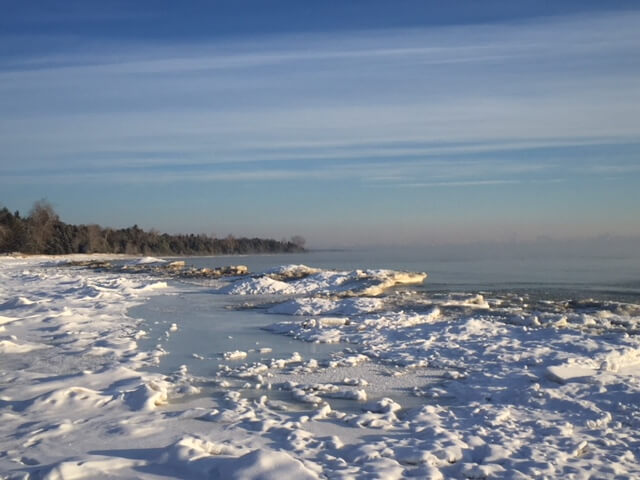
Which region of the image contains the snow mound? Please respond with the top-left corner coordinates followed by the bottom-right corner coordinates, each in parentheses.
top-left (268, 297), bottom-right (384, 316)
top-left (220, 276), bottom-right (296, 295)
top-left (545, 364), bottom-right (597, 384)
top-left (264, 264), bottom-right (322, 279)
top-left (0, 296), bottom-right (36, 309)
top-left (127, 257), bottom-right (167, 265)
top-left (220, 267), bottom-right (426, 297)
top-left (0, 338), bottom-right (45, 353)
top-left (217, 449), bottom-right (319, 480)
top-left (123, 381), bottom-right (169, 411)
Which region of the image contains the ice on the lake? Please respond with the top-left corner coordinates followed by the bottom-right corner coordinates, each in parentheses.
top-left (2, 255), bottom-right (640, 479)
top-left (219, 265), bottom-right (427, 298)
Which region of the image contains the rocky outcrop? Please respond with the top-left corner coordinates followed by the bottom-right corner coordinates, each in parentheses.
top-left (64, 259), bottom-right (250, 280)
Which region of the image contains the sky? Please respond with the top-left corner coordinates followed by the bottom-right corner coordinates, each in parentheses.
top-left (1, 1), bottom-right (640, 248)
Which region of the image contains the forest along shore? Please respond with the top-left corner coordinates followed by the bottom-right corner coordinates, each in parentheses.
top-left (0, 201), bottom-right (305, 256)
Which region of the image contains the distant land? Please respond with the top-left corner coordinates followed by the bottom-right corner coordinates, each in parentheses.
top-left (0, 201), bottom-right (305, 256)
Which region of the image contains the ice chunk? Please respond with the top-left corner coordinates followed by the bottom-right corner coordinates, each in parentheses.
top-left (546, 365), bottom-right (597, 384)
top-left (263, 264), bottom-right (322, 280)
top-left (224, 350), bottom-right (248, 361)
top-left (123, 381), bottom-right (169, 411)
top-left (127, 257), bottom-right (166, 265)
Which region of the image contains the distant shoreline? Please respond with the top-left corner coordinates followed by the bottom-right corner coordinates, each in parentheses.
top-left (1, 201), bottom-right (305, 256)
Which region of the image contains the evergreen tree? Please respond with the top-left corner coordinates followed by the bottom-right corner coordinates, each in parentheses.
top-left (0, 201), bottom-right (305, 255)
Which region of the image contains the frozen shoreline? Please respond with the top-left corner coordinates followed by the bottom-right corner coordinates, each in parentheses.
top-left (1, 255), bottom-right (640, 479)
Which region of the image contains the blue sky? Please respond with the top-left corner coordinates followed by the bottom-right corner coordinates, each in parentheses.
top-left (1, 1), bottom-right (639, 248)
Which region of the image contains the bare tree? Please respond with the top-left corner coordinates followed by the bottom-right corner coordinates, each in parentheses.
top-left (28, 200), bottom-right (59, 253)
top-left (290, 235), bottom-right (306, 249)
top-left (0, 223), bottom-right (7, 250)
top-left (87, 224), bottom-right (106, 252)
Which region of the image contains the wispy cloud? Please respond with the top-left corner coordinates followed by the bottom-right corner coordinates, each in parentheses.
top-left (3, 10), bottom-right (639, 74)
top-left (384, 179), bottom-right (523, 188)
top-left (0, 147), bottom-right (618, 189)
top-left (1, 168), bottom-right (313, 186)
top-left (585, 163), bottom-right (640, 174)
top-left (1, 9), bottom-right (640, 244)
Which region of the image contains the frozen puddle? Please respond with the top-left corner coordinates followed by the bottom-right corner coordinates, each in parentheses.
top-left (131, 291), bottom-right (340, 371)
top-left (131, 289), bottom-right (438, 411)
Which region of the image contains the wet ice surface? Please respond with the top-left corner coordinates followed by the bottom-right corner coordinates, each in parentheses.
top-left (131, 291), bottom-right (345, 404)
top-left (132, 292), bottom-right (342, 377)
top-left (2, 254), bottom-right (640, 479)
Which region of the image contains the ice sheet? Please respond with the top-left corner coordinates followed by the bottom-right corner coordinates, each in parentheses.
top-left (2, 256), bottom-right (640, 479)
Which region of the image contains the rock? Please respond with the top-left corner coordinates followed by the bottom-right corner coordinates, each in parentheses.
top-left (67, 259), bottom-right (250, 280)
top-left (219, 265), bottom-right (249, 275)
top-left (167, 261), bottom-right (186, 270)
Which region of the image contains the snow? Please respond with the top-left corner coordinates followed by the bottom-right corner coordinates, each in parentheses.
top-left (261, 264), bottom-right (322, 279)
top-left (218, 266), bottom-right (426, 297)
top-left (220, 276), bottom-right (297, 295)
top-left (268, 297), bottom-right (384, 316)
top-left (0, 337), bottom-right (45, 353)
top-left (216, 449), bottom-right (319, 480)
top-left (127, 256), bottom-right (167, 265)
top-left (224, 350), bottom-right (249, 361)
top-left (1, 255), bottom-right (640, 479)
top-left (545, 364), bottom-right (598, 384)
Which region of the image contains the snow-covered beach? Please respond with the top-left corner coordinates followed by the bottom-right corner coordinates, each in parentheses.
top-left (2, 254), bottom-right (640, 479)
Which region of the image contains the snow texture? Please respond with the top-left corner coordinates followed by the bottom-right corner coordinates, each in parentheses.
top-left (1, 256), bottom-right (640, 479)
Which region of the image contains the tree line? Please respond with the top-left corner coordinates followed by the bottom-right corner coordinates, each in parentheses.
top-left (0, 201), bottom-right (305, 256)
